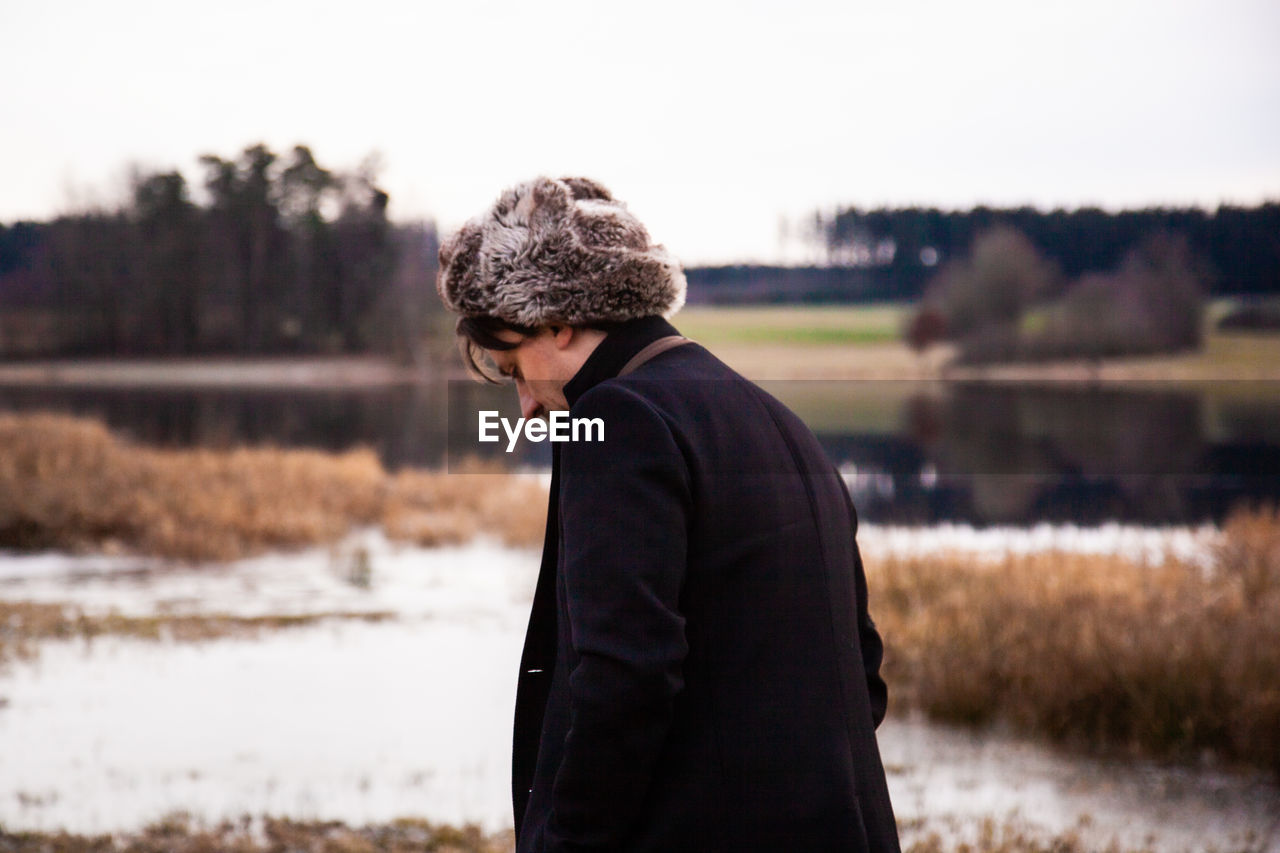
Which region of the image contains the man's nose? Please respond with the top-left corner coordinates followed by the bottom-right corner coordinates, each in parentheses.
top-left (516, 381), bottom-right (543, 420)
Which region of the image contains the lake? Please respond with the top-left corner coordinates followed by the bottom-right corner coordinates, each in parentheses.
top-left (3, 377), bottom-right (1279, 525)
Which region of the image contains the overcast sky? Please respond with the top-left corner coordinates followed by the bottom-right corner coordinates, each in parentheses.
top-left (2, 0), bottom-right (1277, 264)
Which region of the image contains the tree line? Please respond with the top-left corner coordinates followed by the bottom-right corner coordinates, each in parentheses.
top-left (813, 202), bottom-right (1280, 298)
top-left (4, 160), bottom-right (1277, 359)
top-left (0, 144), bottom-right (442, 361)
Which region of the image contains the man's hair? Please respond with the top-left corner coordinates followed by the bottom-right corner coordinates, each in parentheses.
top-left (454, 315), bottom-right (538, 384)
top-left (454, 315), bottom-right (622, 384)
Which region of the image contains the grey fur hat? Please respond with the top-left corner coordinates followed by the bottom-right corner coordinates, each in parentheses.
top-left (436, 176), bottom-right (686, 327)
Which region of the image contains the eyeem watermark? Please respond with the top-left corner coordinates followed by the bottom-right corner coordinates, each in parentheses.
top-left (479, 411), bottom-right (604, 453)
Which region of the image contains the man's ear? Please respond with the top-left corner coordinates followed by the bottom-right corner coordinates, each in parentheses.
top-left (550, 324), bottom-right (575, 350)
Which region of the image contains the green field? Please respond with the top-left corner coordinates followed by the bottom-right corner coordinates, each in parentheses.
top-left (672, 301), bottom-right (1280, 382)
top-left (675, 304), bottom-right (906, 346)
top-left (671, 303), bottom-right (944, 381)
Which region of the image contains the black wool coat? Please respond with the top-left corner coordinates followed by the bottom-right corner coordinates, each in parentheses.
top-left (513, 316), bottom-right (900, 853)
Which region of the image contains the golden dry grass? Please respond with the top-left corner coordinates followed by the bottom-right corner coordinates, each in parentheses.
top-left (0, 412), bottom-right (547, 561)
top-left (0, 600), bottom-right (394, 665)
top-left (870, 503), bottom-right (1280, 773)
top-left (0, 814), bottom-right (515, 853)
top-left (900, 817), bottom-right (1153, 853)
top-left (4, 412), bottom-right (1279, 775)
top-left (7, 814), bottom-right (1243, 853)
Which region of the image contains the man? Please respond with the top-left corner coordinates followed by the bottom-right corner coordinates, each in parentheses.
top-left (438, 176), bottom-right (899, 852)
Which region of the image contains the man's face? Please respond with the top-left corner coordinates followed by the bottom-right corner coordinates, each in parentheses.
top-left (486, 327), bottom-right (572, 420)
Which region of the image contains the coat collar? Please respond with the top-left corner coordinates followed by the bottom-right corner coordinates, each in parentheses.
top-left (563, 315), bottom-right (681, 407)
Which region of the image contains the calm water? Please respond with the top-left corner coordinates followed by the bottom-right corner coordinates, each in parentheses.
top-left (4, 379), bottom-right (1279, 525)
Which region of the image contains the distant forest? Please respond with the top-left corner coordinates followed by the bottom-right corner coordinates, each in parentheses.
top-left (1, 148), bottom-right (1277, 356)
top-left (689, 202), bottom-right (1280, 304)
top-left (0, 144), bottom-right (442, 360)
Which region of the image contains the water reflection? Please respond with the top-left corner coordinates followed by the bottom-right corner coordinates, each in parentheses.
top-left (0, 382), bottom-right (450, 469)
top-left (820, 381), bottom-right (1280, 525)
top-left (3, 379), bottom-right (1279, 525)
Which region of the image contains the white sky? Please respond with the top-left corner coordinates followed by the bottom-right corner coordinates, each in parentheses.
top-left (2, 0), bottom-right (1277, 264)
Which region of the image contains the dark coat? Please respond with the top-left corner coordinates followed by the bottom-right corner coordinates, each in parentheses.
top-left (513, 316), bottom-right (900, 852)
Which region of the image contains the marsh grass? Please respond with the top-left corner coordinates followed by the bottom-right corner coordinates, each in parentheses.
top-left (0, 413), bottom-right (546, 561)
top-left (7, 814), bottom-right (1254, 853)
top-left (0, 599), bottom-right (394, 665)
top-left (0, 814), bottom-right (515, 853)
top-left (4, 413), bottom-right (1280, 775)
top-left (899, 817), bottom-right (1265, 852)
top-left (901, 817), bottom-right (1145, 853)
top-left (870, 504), bottom-right (1280, 773)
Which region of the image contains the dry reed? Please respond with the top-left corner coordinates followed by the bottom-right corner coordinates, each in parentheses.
top-left (6, 814), bottom-right (1235, 853)
top-left (0, 814), bottom-right (515, 853)
top-left (0, 412), bottom-right (546, 561)
top-left (900, 817), bottom-right (1147, 853)
top-left (4, 413), bottom-right (1279, 775)
top-left (869, 503), bottom-right (1280, 774)
top-left (0, 600), bottom-right (394, 665)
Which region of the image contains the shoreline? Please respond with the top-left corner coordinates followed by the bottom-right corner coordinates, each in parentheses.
top-left (4, 352), bottom-right (1280, 387)
top-left (0, 356), bottom-right (454, 388)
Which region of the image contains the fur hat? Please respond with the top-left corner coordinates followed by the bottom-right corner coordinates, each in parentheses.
top-left (436, 176), bottom-right (686, 327)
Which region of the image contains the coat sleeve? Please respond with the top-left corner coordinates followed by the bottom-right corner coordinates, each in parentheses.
top-left (541, 384), bottom-right (691, 851)
top-left (838, 468), bottom-right (889, 728)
